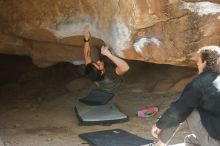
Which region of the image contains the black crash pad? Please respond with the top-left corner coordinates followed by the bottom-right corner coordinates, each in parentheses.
top-left (79, 89), bottom-right (114, 105)
top-left (79, 129), bottom-right (154, 146)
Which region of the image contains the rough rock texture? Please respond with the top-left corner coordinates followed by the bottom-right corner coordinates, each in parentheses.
top-left (0, 0), bottom-right (220, 67)
top-left (0, 137), bottom-right (3, 146)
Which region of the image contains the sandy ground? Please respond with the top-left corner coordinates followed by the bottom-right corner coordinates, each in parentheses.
top-left (0, 55), bottom-right (197, 146)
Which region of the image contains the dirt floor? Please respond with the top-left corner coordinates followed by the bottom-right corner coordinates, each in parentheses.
top-left (0, 55), bottom-right (197, 146)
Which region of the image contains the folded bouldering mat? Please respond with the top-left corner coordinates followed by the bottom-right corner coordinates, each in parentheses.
top-left (74, 103), bottom-right (128, 125)
top-left (79, 129), bottom-right (154, 146)
top-left (79, 89), bottom-right (114, 105)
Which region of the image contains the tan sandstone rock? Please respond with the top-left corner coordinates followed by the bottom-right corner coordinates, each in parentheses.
top-left (0, 0), bottom-right (220, 67)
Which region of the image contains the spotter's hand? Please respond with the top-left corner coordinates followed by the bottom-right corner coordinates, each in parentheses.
top-left (151, 124), bottom-right (162, 139)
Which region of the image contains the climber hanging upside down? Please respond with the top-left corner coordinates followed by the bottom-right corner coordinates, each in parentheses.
top-left (83, 25), bottom-right (129, 93)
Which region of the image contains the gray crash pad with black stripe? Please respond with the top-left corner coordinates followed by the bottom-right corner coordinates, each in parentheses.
top-left (79, 129), bottom-right (154, 146)
top-left (74, 103), bottom-right (128, 125)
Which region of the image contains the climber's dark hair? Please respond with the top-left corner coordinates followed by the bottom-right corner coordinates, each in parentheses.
top-left (84, 63), bottom-right (103, 81)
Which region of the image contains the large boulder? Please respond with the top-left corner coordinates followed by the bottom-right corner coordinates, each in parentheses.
top-left (0, 0), bottom-right (220, 67)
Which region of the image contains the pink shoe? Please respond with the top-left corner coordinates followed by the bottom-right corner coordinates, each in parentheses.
top-left (137, 106), bottom-right (158, 118)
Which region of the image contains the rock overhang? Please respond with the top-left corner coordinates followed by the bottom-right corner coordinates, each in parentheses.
top-left (0, 0), bottom-right (220, 67)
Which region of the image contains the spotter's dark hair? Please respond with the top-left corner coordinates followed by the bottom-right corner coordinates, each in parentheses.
top-left (200, 49), bottom-right (220, 74)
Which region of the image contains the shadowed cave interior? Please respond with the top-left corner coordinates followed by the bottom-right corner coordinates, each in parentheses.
top-left (0, 54), bottom-right (197, 146)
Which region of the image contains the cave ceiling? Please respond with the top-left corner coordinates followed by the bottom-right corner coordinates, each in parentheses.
top-left (0, 0), bottom-right (220, 67)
